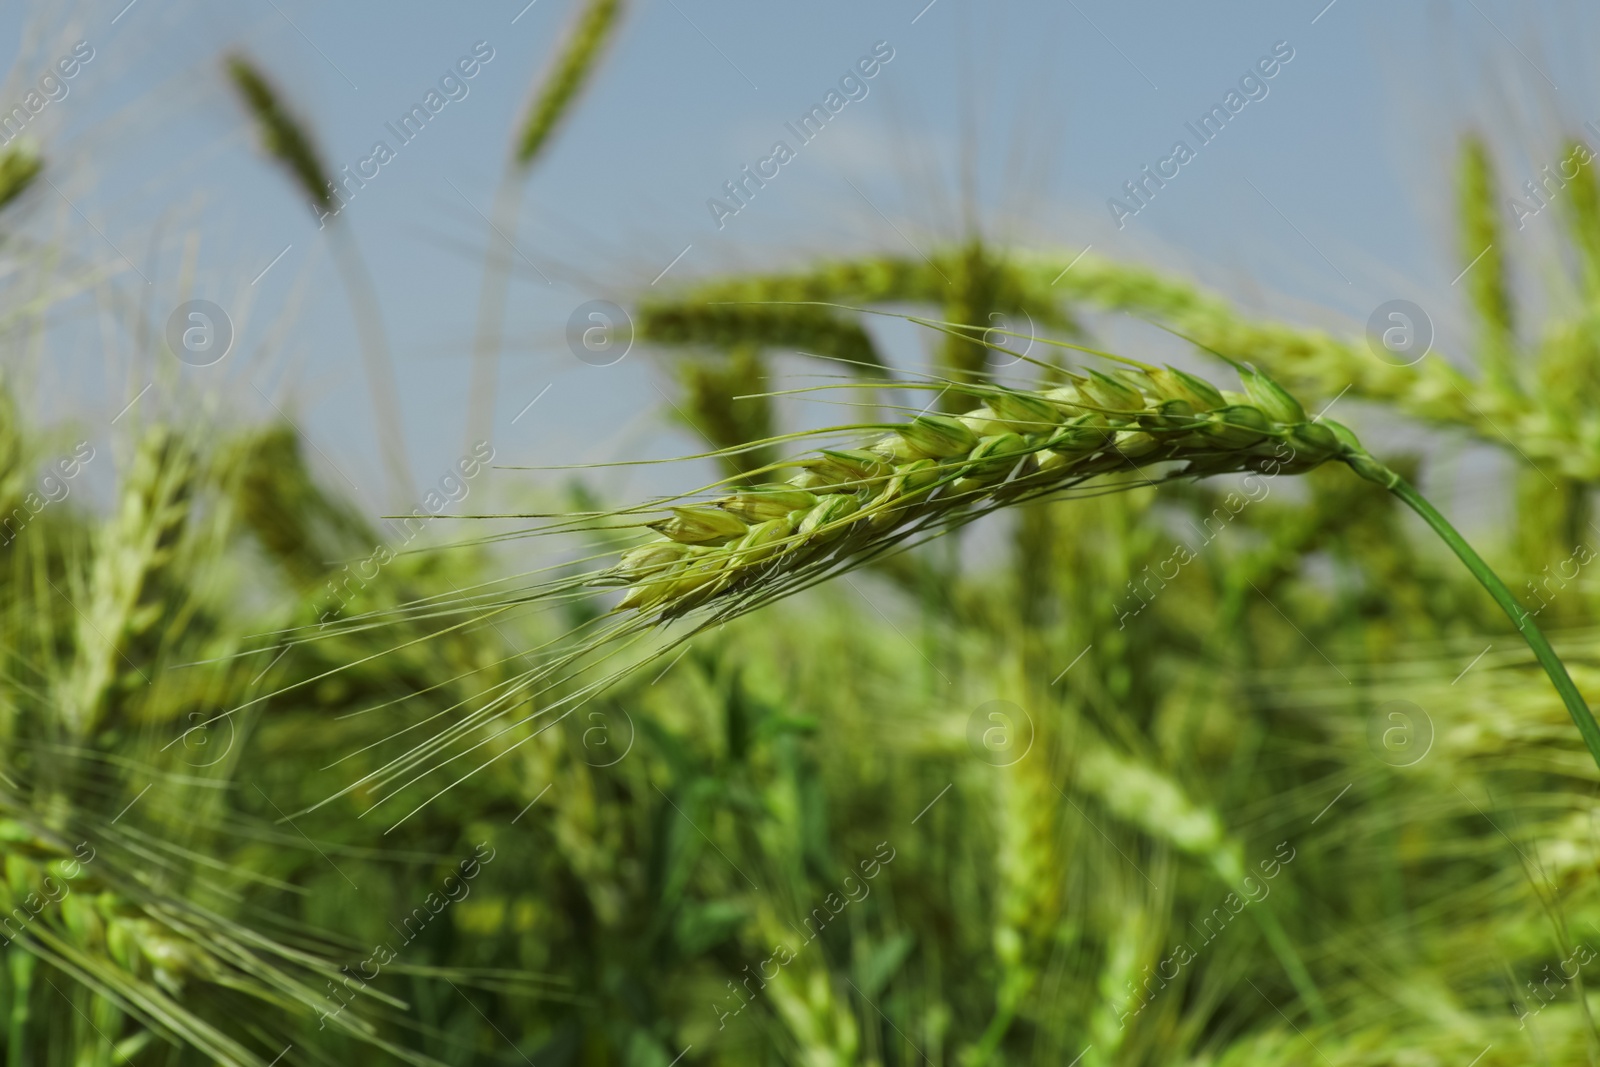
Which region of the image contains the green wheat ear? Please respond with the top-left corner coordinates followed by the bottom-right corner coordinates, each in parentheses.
top-left (461, 0), bottom-right (628, 453)
top-left (1561, 135), bottom-right (1600, 294)
top-left (225, 425), bottom-right (375, 590)
top-left (0, 142), bottom-right (42, 211)
top-left (934, 239), bottom-right (1041, 407)
top-left (671, 345), bottom-right (778, 483)
top-left (225, 51), bottom-right (417, 504)
top-left (635, 244), bottom-right (1080, 385)
top-left (513, 0), bottom-right (627, 166)
top-left (1456, 134), bottom-right (1517, 391)
top-left (224, 53), bottom-right (333, 207)
top-left (637, 299), bottom-right (887, 371)
top-left (578, 315), bottom-right (1600, 774)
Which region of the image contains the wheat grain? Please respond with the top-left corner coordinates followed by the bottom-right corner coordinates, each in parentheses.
top-left (60, 427), bottom-right (193, 737)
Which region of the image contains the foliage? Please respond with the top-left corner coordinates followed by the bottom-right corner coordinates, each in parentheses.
top-left (6, 16), bottom-right (1600, 1065)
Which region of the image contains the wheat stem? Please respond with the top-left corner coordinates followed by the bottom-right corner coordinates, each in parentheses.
top-left (462, 167), bottom-right (521, 456)
top-left (1353, 459), bottom-right (1600, 773)
top-left (226, 53), bottom-right (414, 506)
top-left (462, 0), bottom-right (628, 452)
top-left (1249, 899), bottom-right (1329, 1023)
top-left (328, 224), bottom-right (415, 506)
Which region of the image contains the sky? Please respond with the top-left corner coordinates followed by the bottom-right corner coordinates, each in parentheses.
top-left (3, 0), bottom-right (1597, 529)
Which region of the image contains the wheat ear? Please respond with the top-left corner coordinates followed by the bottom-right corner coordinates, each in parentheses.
top-left (512, 0), bottom-right (627, 166)
top-left (606, 321), bottom-right (1355, 622)
top-left (597, 314), bottom-right (1600, 772)
top-left (462, 0), bottom-right (628, 453)
top-left (226, 54), bottom-right (415, 507)
top-left (0, 142), bottom-right (42, 212)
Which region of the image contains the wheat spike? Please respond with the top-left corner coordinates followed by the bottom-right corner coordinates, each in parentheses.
top-left (1028, 250), bottom-right (1553, 460)
top-left (935, 239), bottom-right (1027, 406)
top-left (0, 799), bottom-right (440, 1067)
top-left (672, 345), bottom-right (779, 482)
top-left (637, 245), bottom-right (1078, 387)
top-left (225, 425), bottom-right (374, 590)
top-left (59, 427), bottom-right (194, 737)
top-left (224, 55), bottom-right (332, 208)
top-left (1087, 904), bottom-right (1152, 1066)
top-left (1561, 135), bottom-right (1600, 296)
top-left (567, 316), bottom-right (1600, 778)
top-left (607, 346), bottom-right (1356, 623)
top-left (462, 0), bottom-right (628, 454)
top-left (1444, 135), bottom-right (1592, 570)
top-left (979, 681), bottom-right (1065, 1057)
top-left (514, 0), bottom-right (627, 166)
top-left (226, 53), bottom-right (417, 505)
top-left (1457, 134), bottom-right (1517, 392)
top-left (1039, 234), bottom-right (1600, 485)
top-left (638, 299), bottom-right (886, 371)
top-left (0, 142), bottom-right (42, 212)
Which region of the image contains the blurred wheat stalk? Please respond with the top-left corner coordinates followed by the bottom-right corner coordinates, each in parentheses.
top-left (226, 53), bottom-right (415, 507)
top-left (462, 0), bottom-right (628, 453)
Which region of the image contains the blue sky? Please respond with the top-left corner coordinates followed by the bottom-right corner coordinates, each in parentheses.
top-left (4, 0), bottom-right (1597, 524)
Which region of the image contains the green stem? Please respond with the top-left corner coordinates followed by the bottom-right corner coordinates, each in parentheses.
top-left (1249, 899), bottom-right (1330, 1025)
top-left (7, 949), bottom-right (32, 1067)
top-left (1351, 458), bottom-right (1600, 773)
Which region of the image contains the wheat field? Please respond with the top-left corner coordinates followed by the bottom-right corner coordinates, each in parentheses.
top-left (3, 3), bottom-right (1600, 1066)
